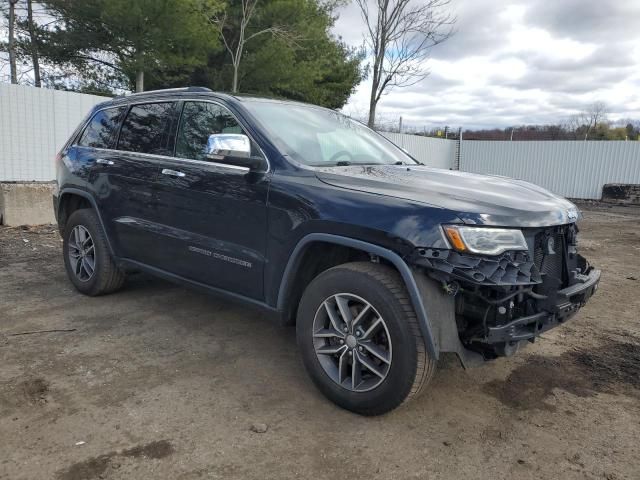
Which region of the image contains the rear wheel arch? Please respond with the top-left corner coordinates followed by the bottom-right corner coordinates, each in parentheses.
top-left (57, 190), bottom-right (94, 233)
top-left (57, 189), bottom-right (114, 256)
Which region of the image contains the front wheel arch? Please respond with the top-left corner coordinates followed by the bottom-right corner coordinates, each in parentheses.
top-left (277, 233), bottom-right (439, 360)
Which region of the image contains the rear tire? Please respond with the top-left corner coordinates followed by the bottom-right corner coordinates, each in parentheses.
top-left (62, 209), bottom-right (125, 296)
top-left (296, 262), bottom-right (436, 415)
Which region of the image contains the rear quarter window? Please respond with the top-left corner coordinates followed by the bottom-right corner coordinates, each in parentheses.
top-left (77, 106), bottom-right (126, 149)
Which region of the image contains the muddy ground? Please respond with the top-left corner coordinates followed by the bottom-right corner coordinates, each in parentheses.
top-left (1, 204), bottom-right (639, 480)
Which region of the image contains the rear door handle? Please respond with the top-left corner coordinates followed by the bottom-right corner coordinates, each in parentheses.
top-left (162, 168), bottom-right (186, 178)
top-left (96, 159), bottom-right (114, 165)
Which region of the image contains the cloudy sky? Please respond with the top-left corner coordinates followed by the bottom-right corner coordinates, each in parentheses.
top-left (333, 0), bottom-right (640, 129)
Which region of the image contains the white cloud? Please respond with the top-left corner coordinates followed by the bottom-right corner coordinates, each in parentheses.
top-left (333, 0), bottom-right (640, 129)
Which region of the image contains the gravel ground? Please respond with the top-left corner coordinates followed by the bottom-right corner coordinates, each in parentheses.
top-left (0, 205), bottom-right (639, 480)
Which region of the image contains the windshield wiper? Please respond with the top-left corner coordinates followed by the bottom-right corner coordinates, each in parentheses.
top-left (330, 161), bottom-right (397, 167)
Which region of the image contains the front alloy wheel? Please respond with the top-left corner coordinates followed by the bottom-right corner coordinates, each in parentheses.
top-left (297, 262), bottom-right (436, 416)
top-left (313, 293), bottom-right (392, 392)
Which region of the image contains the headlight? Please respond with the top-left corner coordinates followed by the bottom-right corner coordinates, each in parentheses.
top-left (443, 225), bottom-right (528, 255)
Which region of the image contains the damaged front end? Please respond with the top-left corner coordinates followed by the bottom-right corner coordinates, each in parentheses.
top-left (410, 223), bottom-right (601, 360)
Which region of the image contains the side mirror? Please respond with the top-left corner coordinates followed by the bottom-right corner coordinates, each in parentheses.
top-left (206, 133), bottom-right (266, 171)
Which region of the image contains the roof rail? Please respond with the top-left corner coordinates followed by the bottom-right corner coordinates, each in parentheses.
top-left (115, 86), bottom-right (212, 99)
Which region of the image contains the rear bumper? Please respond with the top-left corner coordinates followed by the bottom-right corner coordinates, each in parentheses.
top-left (486, 268), bottom-right (601, 343)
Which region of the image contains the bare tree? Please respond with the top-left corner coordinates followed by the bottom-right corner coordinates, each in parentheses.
top-left (356, 0), bottom-right (455, 127)
top-left (561, 114), bottom-right (582, 140)
top-left (581, 101), bottom-right (608, 140)
top-left (26, 0), bottom-right (41, 86)
top-left (206, 0), bottom-right (299, 93)
top-left (8, 0), bottom-right (19, 84)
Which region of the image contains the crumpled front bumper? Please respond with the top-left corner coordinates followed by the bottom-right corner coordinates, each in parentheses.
top-left (486, 268), bottom-right (601, 344)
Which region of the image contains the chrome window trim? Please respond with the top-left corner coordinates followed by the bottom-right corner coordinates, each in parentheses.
top-left (86, 147), bottom-right (251, 173)
top-left (161, 154), bottom-right (251, 172)
top-left (80, 97), bottom-right (271, 173)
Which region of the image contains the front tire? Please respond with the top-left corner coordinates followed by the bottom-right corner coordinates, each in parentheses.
top-left (296, 262), bottom-right (436, 415)
top-left (62, 209), bottom-right (125, 296)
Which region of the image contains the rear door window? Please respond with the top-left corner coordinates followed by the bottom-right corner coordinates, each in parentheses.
top-left (77, 107), bottom-right (126, 149)
top-left (117, 102), bottom-right (177, 156)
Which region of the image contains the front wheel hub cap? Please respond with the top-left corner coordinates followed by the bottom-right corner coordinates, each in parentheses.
top-left (312, 293), bottom-right (392, 392)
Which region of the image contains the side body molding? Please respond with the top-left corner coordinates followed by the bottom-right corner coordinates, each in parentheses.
top-left (277, 233), bottom-right (439, 359)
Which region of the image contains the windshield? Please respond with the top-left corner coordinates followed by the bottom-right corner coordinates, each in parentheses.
top-left (242, 101), bottom-right (417, 167)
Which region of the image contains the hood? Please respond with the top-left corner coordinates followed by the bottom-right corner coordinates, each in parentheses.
top-left (316, 165), bottom-right (579, 227)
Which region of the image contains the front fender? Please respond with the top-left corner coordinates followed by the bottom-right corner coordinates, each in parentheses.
top-left (277, 233), bottom-right (439, 360)
top-left (412, 271), bottom-right (484, 368)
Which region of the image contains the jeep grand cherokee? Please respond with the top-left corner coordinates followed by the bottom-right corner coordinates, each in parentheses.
top-left (54, 87), bottom-right (600, 415)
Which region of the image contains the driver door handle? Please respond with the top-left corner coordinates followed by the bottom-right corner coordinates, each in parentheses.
top-left (96, 159), bottom-right (114, 165)
top-left (162, 168), bottom-right (186, 178)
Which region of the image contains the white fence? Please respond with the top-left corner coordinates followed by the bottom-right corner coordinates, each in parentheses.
top-left (382, 132), bottom-right (455, 169)
top-left (1, 84), bottom-right (639, 200)
top-left (460, 140), bottom-right (640, 199)
top-left (0, 84), bottom-right (107, 181)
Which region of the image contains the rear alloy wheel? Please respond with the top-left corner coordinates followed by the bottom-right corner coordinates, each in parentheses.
top-left (63, 209), bottom-right (125, 296)
top-left (297, 262), bottom-right (436, 415)
top-left (67, 225), bottom-right (96, 282)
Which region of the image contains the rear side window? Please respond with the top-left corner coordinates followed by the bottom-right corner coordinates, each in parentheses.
top-left (117, 102), bottom-right (176, 156)
top-left (77, 107), bottom-right (125, 149)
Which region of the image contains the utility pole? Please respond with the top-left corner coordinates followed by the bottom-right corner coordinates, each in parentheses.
top-left (136, 71), bottom-right (144, 92)
top-left (135, 45), bottom-right (144, 92)
top-left (8, 0), bottom-right (19, 84)
top-left (454, 127), bottom-right (463, 171)
top-left (399, 116), bottom-right (403, 134)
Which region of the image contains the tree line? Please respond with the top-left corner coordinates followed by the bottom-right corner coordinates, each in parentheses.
top-left (461, 122), bottom-right (640, 141)
top-left (1, 0), bottom-right (456, 122)
top-left (463, 103), bottom-right (640, 141)
top-left (3, 2), bottom-right (636, 137)
top-left (0, 0), bottom-right (365, 109)
top-left (376, 102), bottom-right (640, 141)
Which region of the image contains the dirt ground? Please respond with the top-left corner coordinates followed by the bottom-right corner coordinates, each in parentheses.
top-left (1, 204), bottom-right (639, 480)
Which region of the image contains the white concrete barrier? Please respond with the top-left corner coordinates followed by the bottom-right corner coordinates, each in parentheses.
top-left (0, 182), bottom-right (56, 226)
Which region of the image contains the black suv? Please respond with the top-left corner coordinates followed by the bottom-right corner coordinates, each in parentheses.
top-left (54, 87), bottom-right (600, 415)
